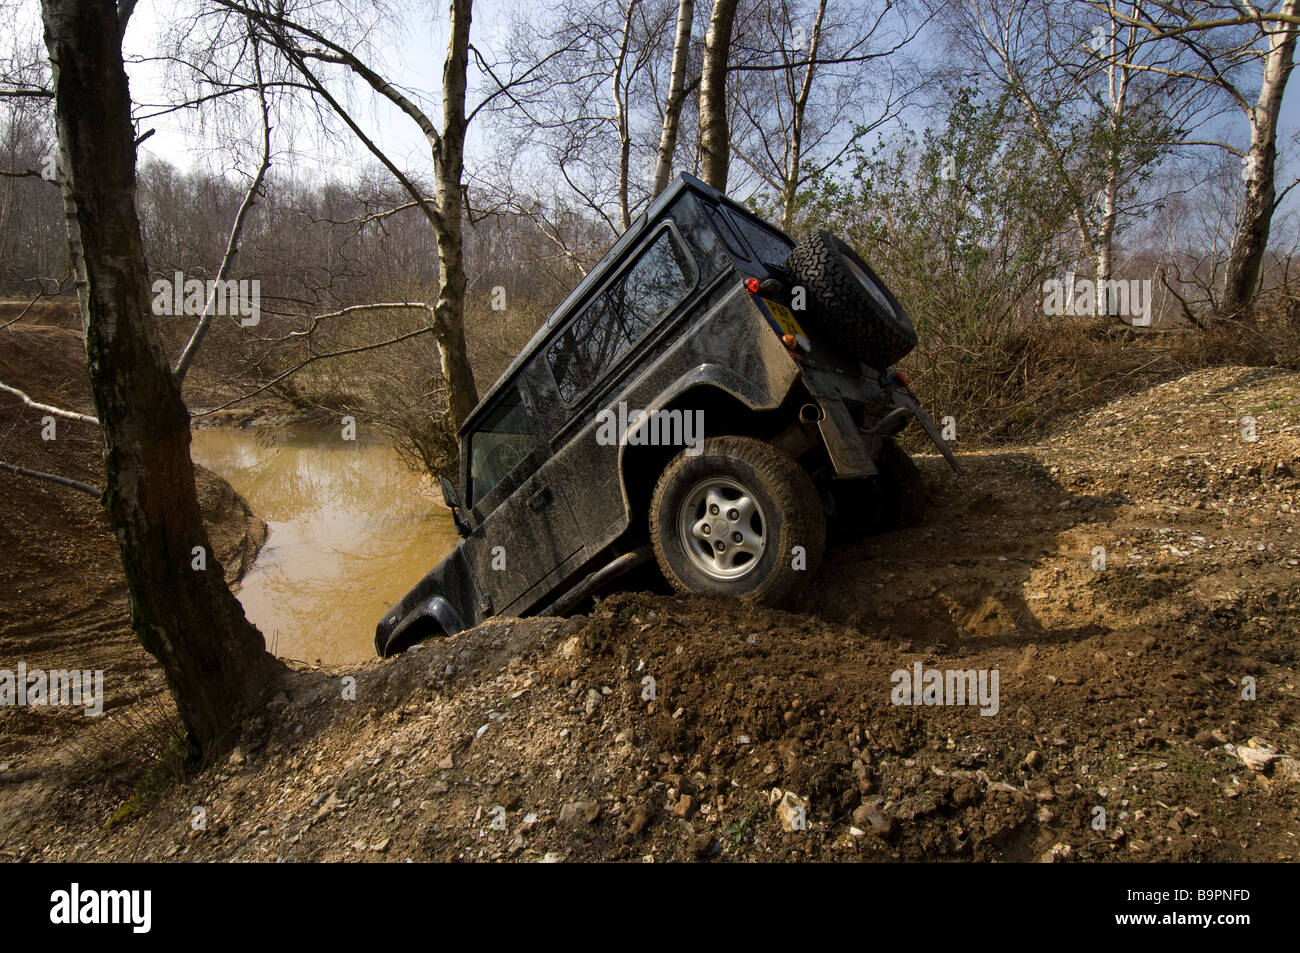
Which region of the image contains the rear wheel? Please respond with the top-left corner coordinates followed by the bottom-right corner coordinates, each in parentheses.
top-left (650, 436), bottom-right (825, 605)
top-left (827, 440), bottom-right (925, 539)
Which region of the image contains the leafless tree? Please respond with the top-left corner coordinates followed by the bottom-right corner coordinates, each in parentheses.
top-left (1085, 0), bottom-right (1300, 322)
top-left (36, 0), bottom-right (284, 760)
top-left (730, 0), bottom-right (925, 229)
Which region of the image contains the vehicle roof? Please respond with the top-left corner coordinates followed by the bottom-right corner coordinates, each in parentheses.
top-left (460, 172), bottom-right (728, 434)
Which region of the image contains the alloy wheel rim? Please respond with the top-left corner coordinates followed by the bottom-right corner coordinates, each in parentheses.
top-left (676, 476), bottom-right (767, 580)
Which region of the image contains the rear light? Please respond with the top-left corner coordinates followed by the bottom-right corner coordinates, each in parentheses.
top-left (744, 277), bottom-right (761, 294)
top-left (894, 370), bottom-right (910, 387)
top-left (782, 334), bottom-right (798, 350)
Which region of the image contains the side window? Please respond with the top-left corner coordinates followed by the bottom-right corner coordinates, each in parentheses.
top-left (548, 228), bottom-right (694, 403)
top-left (670, 194), bottom-right (731, 279)
top-left (469, 386), bottom-right (537, 506)
top-left (723, 208), bottom-right (794, 269)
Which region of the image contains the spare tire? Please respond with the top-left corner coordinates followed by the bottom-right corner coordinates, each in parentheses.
top-left (785, 230), bottom-right (917, 368)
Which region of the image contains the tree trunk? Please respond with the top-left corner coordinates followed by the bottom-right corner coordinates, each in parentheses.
top-left (613, 0), bottom-right (640, 231)
top-left (781, 0), bottom-right (827, 231)
top-left (1096, 33), bottom-right (1129, 318)
top-left (39, 0), bottom-right (282, 760)
top-left (433, 0), bottom-right (479, 424)
top-left (698, 0), bottom-right (739, 191)
top-left (653, 0), bottom-right (695, 197)
top-left (1222, 1), bottom-right (1299, 322)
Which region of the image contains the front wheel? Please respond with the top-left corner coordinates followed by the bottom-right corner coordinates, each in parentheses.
top-left (649, 436), bottom-right (825, 605)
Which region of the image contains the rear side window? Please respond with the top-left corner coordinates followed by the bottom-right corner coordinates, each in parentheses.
top-left (469, 386), bottom-right (537, 506)
top-left (548, 228), bottom-right (694, 403)
top-left (724, 209), bottom-right (794, 268)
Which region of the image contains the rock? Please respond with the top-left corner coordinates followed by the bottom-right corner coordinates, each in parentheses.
top-left (371, 836), bottom-right (390, 852)
top-left (311, 793), bottom-right (340, 824)
top-left (1039, 843), bottom-right (1075, 863)
top-left (227, 747), bottom-right (246, 767)
top-left (671, 794), bottom-right (696, 819)
top-left (692, 832), bottom-right (720, 859)
top-left (1274, 758), bottom-right (1300, 784)
top-left (1235, 741), bottom-right (1278, 771)
top-left (626, 803), bottom-right (654, 836)
top-left (1023, 750), bottom-right (1044, 772)
top-left (851, 801), bottom-right (878, 827)
top-left (776, 791), bottom-right (809, 832)
top-left (865, 812), bottom-right (895, 839)
top-left (559, 799), bottom-right (600, 829)
top-left (894, 792), bottom-right (940, 820)
top-left (851, 759), bottom-right (875, 794)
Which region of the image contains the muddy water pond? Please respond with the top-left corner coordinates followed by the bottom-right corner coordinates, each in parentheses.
top-left (190, 426), bottom-right (461, 666)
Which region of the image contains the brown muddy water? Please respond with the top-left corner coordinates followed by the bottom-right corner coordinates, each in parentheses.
top-left (190, 427), bottom-right (461, 665)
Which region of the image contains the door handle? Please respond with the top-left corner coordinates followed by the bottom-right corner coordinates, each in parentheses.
top-left (528, 486), bottom-right (552, 511)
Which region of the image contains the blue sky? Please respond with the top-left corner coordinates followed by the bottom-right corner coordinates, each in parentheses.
top-left (6, 0), bottom-right (1298, 216)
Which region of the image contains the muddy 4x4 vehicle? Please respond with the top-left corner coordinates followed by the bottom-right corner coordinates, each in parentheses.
top-left (375, 172), bottom-right (960, 656)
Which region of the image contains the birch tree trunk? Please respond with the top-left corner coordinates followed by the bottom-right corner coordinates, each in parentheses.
top-left (699, 0), bottom-right (739, 190)
top-left (1222, 0), bottom-right (1299, 322)
top-left (653, 0), bottom-right (695, 197)
top-left (432, 0), bottom-right (479, 424)
top-left (1096, 18), bottom-right (1132, 315)
top-left (613, 0), bottom-right (640, 231)
top-left (780, 0), bottom-right (827, 231)
top-left (39, 0), bottom-right (282, 760)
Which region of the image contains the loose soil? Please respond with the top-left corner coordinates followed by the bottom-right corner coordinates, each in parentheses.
top-left (1, 302), bottom-right (1297, 862)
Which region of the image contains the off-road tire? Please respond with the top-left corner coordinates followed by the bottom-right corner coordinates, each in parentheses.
top-left (785, 230), bottom-right (917, 368)
top-left (650, 436), bottom-right (825, 605)
top-left (877, 440), bottom-right (926, 530)
top-left (827, 440), bottom-right (926, 539)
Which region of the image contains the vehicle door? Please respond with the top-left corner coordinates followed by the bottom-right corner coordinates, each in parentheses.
top-left (463, 382), bottom-right (582, 615)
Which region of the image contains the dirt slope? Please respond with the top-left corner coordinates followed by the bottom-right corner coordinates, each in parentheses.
top-left (0, 319), bottom-right (266, 850)
top-left (4, 364), bottom-right (1295, 863)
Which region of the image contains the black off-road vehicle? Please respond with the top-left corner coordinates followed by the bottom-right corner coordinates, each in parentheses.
top-left (375, 172), bottom-right (960, 656)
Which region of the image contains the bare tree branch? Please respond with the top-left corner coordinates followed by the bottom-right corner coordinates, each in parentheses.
top-left (0, 381), bottom-right (99, 424)
top-left (0, 461), bottom-right (100, 497)
top-left (174, 32), bottom-right (273, 385)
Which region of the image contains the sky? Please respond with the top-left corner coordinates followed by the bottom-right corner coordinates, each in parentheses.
top-left (5, 0), bottom-right (1299, 215)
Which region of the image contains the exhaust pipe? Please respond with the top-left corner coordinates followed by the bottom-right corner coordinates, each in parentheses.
top-left (799, 402), bottom-right (825, 424)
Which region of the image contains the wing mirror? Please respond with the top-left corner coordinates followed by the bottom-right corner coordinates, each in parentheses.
top-left (439, 475), bottom-right (471, 537)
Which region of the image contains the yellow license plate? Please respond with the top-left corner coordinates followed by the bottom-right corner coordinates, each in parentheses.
top-left (761, 298), bottom-right (810, 347)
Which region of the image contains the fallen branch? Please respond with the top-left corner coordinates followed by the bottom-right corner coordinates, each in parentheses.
top-left (0, 462), bottom-right (100, 498)
top-left (0, 381), bottom-right (99, 425)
